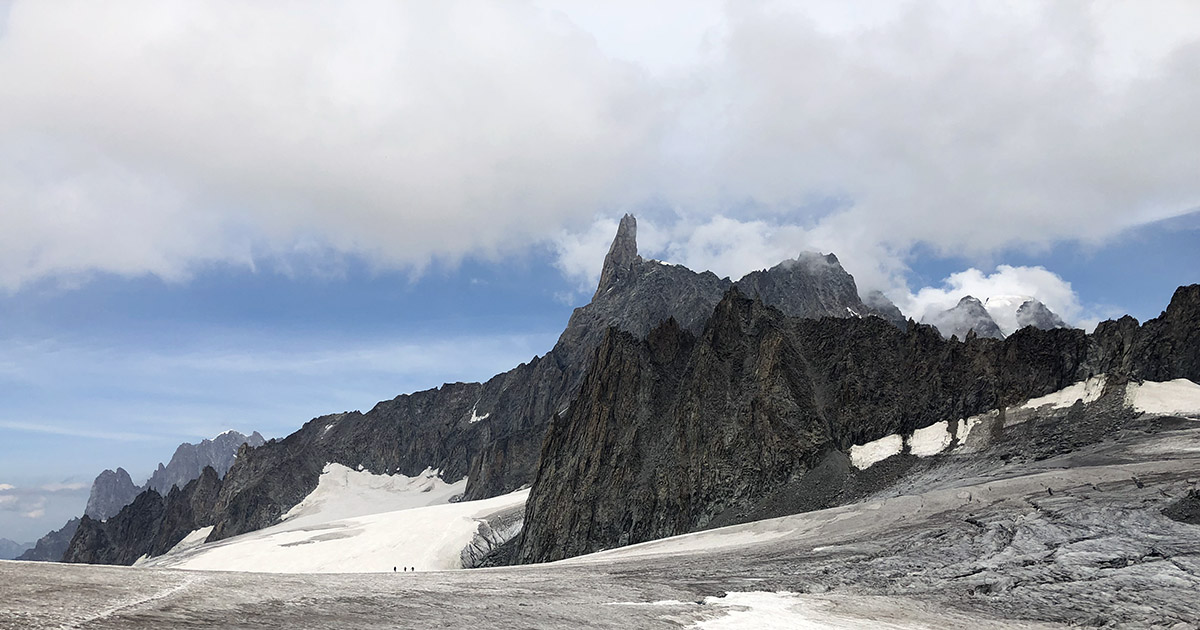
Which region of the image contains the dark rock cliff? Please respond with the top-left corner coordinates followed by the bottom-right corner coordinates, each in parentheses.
top-left (63, 466), bottom-right (224, 565)
top-left (515, 285), bottom-right (1199, 563)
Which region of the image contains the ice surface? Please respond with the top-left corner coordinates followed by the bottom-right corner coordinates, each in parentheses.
top-left (1125, 378), bottom-right (1200, 416)
top-left (909, 421), bottom-right (952, 457)
top-left (143, 488), bottom-right (528, 573)
top-left (139, 463), bottom-right (520, 574)
top-left (468, 403), bottom-right (490, 423)
top-left (848, 434), bottom-right (902, 469)
top-left (4, 427), bottom-right (1199, 628)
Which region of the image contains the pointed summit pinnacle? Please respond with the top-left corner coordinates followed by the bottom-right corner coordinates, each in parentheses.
top-left (593, 214), bottom-right (642, 300)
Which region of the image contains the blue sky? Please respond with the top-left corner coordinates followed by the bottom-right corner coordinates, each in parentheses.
top-left (1, 1), bottom-right (1199, 542)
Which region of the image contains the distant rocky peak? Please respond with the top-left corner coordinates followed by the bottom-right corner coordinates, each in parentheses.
top-left (84, 467), bottom-right (141, 521)
top-left (863, 290), bottom-right (908, 327)
top-left (593, 214), bottom-right (643, 300)
top-left (927, 295), bottom-right (1005, 340)
top-left (983, 294), bottom-right (1069, 335)
top-left (1015, 299), bottom-right (1067, 332)
top-left (145, 430), bottom-right (265, 496)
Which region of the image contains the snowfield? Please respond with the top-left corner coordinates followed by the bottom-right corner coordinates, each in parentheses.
top-left (139, 464), bottom-right (526, 573)
top-left (1125, 378), bottom-right (1200, 416)
top-left (281, 463), bottom-right (466, 525)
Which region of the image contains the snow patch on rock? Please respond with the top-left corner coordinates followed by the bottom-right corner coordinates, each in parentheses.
top-left (1125, 379), bottom-right (1200, 416)
top-left (468, 404), bottom-right (490, 424)
top-left (849, 434), bottom-right (903, 470)
top-left (1021, 376), bottom-right (1106, 411)
top-left (909, 421), bottom-right (952, 458)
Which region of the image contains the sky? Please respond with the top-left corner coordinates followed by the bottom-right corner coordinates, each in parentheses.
top-left (1, 1), bottom-right (1198, 543)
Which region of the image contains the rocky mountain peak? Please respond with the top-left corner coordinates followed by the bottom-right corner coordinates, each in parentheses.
top-left (928, 295), bottom-right (1005, 340)
top-left (982, 294), bottom-right (1068, 335)
top-left (1015, 299), bottom-right (1067, 331)
top-left (84, 467), bottom-right (141, 521)
top-left (734, 252), bottom-right (904, 326)
top-left (145, 430), bottom-right (265, 495)
top-left (592, 214), bottom-right (642, 300)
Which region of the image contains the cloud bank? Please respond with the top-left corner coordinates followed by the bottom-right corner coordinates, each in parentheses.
top-left (0, 1), bottom-right (1197, 293)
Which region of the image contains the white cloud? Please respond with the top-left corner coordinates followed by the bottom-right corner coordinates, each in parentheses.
top-left (0, 1), bottom-right (663, 290)
top-left (21, 508), bottom-right (44, 519)
top-left (40, 482), bottom-right (89, 493)
top-left (0, 2), bottom-right (1197, 292)
top-left (896, 265), bottom-right (1090, 331)
top-left (0, 483), bottom-right (14, 492)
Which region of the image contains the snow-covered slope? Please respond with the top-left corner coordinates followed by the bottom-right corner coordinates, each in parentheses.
top-left (280, 463), bottom-right (465, 526)
top-left (139, 464), bottom-right (526, 573)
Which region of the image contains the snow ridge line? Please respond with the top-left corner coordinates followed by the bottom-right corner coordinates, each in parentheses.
top-left (57, 573), bottom-right (205, 629)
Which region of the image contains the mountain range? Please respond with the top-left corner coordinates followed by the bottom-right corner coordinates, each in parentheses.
top-left (16, 430), bottom-right (263, 563)
top-left (50, 215), bottom-right (1198, 572)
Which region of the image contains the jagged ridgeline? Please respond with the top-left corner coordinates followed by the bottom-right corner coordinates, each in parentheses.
top-left (18, 430), bottom-right (264, 563)
top-left (515, 284), bottom-right (1199, 562)
top-left (64, 215), bottom-right (911, 563)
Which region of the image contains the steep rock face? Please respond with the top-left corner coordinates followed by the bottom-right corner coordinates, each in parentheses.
top-left (64, 466), bottom-right (225, 565)
top-left (15, 518), bottom-right (79, 562)
top-left (146, 431), bottom-right (265, 495)
top-left (150, 466), bottom-right (223, 556)
top-left (928, 296), bottom-right (1005, 340)
top-left (593, 213), bottom-right (641, 300)
top-left (516, 284), bottom-right (1197, 564)
top-left (64, 491), bottom-right (165, 565)
top-left (84, 467), bottom-right (141, 520)
top-left (1124, 284), bottom-right (1200, 383)
top-left (1086, 284), bottom-right (1200, 384)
